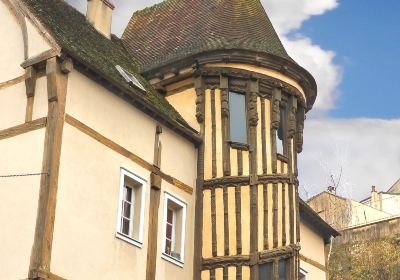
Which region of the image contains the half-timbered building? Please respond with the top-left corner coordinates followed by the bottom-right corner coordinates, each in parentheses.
top-left (0, 0), bottom-right (338, 279)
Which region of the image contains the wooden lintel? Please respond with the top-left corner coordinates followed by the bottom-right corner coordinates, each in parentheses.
top-left (21, 49), bottom-right (58, 69)
top-left (0, 117), bottom-right (47, 141)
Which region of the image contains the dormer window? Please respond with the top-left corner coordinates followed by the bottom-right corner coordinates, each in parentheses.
top-left (115, 65), bottom-right (146, 91)
top-left (229, 91), bottom-right (247, 144)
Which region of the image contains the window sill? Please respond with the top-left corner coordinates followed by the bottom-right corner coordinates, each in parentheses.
top-left (229, 141), bottom-right (249, 151)
top-left (161, 253), bottom-right (184, 268)
top-left (116, 232), bottom-right (143, 248)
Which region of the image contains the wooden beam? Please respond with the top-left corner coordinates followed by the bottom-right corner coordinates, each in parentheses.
top-left (0, 74), bottom-right (25, 90)
top-left (21, 49), bottom-right (58, 69)
top-left (25, 66), bottom-right (37, 122)
top-left (145, 126), bottom-right (163, 280)
top-left (299, 254), bottom-right (327, 272)
top-left (0, 117), bottom-right (47, 141)
top-left (64, 114), bottom-right (194, 195)
top-left (29, 57), bottom-right (68, 279)
top-left (193, 76), bottom-right (205, 280)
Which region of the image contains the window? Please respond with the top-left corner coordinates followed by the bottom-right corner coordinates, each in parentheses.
top-left (299, 268), bottom-right (308, 280)
top-left (259, 262), bottom-right (273, 279)
top-left (116, 168), bottom-right (146, 247)
top-left (259, 259), bottom-right (290, 280)
top-left (115, 65), bottom-right (146, 91)
top-left (278, 259), bottom-right (288, 280)
top-left (229, 91), bottom-right (247, 144)
top-left (162, 193), bottom-right (187, 267)
top-left (277, 107), bottom-right (286, 155)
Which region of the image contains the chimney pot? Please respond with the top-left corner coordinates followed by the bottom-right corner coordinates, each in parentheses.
top-left (372, 186), bottom-right (376, 192)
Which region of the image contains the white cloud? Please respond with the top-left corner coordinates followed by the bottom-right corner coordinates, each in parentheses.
top-left (299, 118), bottom-right (400, 200)
top-left (262, 0), bottom-right (338, 35)
top-left (282, 36), bottom-right (341, 113)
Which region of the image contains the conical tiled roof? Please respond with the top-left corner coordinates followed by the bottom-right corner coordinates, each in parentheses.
top-left (122, 0), bottom-right (292, 72)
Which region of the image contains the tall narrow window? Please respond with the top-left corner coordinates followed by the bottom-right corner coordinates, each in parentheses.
top-left (116, 169), bottom-right (146, 247)
top-left (229, 91), bottom-right (247, 144)
top-left (162, 193), bottom-right (187, 267)
top-left (278, 259), bottom-right (288, 280)
top-left (259, 262), bottom-right (273, 279)
top-left (277, 107), bottom-right (286, 155)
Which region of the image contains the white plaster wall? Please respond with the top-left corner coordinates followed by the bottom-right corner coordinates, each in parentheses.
top-left (155, 181), bottom-right (195, 280)
top-left (65, 71), bottom-right (156, 164)
top-left (0, 1), bottom-right (25, 82)
top-left (299, 221), bottom-right (327, 280)
top-left (26, 18), bottom-right (52, 58)
top-left (161, 126), bottom-right (197, 187)
top-left (52, 124), bottom-right (150, 279)
top-left (32, 76), bottom-right (49, 120)
top-left (0, 129), bottom-right (45, 279)
top-left (0, 81), bottom-right (26, 129)
top-left (52, 123), bottom-right (196, 279)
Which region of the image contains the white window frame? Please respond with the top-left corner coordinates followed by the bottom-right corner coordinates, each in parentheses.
top-left (299, 268), bottom-right (308, 280)
top-left (161, 192), bottom-right (187, 267)
top-left (116, 168), bottom-right (146, 248)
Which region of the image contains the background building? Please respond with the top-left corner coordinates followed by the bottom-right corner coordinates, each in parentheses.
top-left (0, 0), bottom-right (338, 279)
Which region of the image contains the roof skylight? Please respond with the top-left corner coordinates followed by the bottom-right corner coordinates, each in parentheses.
top-left (115, 65), bottom-right (146, 91)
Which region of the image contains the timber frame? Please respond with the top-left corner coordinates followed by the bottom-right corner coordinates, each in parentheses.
top-left (184, 62), bottom-right (306, 279)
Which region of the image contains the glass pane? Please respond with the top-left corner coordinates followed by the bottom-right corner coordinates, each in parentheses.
top-left (165, 239), bottom-right (172, 255)
top-left (259, 263), bottom-right (273, 280)
top-left (229, 91), bottom-right (247, 144)
top-left (121, 218), bottom-right (130, 235)
top-left (125, 186), bottom-right (132, 201)
top-left (166, 224), bottom-right (173, 239)
top-left (123, 202), bottom-right (131, 218)
top-left (278, 260), bottom-right (287, 280)
top-left (167, 208), bottom-right (174, 223)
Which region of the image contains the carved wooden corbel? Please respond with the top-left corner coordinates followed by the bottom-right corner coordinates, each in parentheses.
top-left (296, 107), bottom-right (305, 153)
top-left (195, 75), bottom-right (205, 123)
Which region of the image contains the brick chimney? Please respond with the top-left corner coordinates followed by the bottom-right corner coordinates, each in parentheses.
top-left (371, 185), bottom-right (381, 210)
top-left (86, 0), bottom-right (114, 39)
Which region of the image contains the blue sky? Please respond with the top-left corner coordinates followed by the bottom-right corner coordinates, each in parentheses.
top-left (299, 0), bottom-right (400, 119)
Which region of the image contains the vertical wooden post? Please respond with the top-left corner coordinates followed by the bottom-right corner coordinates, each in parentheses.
top-left (25, 66), bottom-right (37, 122)
top-left (145, 125), bottom-right (163, 280)
top-left (248, 78), bottom-right (259, 280)
top-left (271, 87), bottom-right (281, 174)
top-left (29, 57), bottom-right (69, 279)
top-left (220, 74), bottom-right (231, 176)
top-left (193, 74), bottom-right (205, 280)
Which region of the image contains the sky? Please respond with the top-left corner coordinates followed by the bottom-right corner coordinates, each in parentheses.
top-left (66, 0), bottom-right (400, 201)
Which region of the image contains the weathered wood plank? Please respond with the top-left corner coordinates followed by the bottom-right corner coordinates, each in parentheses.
top-left (0, 74), bottom-right (25, 90)
top-left (29, 57), bottom-right (68, 278)
top-left (0, 117), bottom-right (47, 141)
top-left (299, 254), bottom-right (327, 272)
